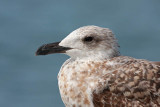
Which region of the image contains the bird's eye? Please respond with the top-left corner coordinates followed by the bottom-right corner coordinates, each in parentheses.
top-left (83, 36), bottom-right (94, 42)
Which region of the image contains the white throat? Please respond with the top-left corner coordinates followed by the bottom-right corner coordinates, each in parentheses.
top-left (65, 48), bottom-right (120, 61)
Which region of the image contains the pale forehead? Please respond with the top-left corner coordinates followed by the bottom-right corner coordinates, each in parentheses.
top-left (69, 26), bottom-right (112, 38)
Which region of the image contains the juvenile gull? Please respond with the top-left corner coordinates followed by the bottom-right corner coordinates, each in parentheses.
top-left (36, 26), bottom-right (160, 107)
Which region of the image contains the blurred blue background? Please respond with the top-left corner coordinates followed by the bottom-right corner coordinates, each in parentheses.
top-left (0, 0), bottom-right (160, 107)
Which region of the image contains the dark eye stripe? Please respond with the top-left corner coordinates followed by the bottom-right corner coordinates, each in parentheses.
top-left (83, 37), bottom-right (93, 42)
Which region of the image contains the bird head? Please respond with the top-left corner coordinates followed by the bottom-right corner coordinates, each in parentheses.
top-left (36, 26), bottom-right (120, 60)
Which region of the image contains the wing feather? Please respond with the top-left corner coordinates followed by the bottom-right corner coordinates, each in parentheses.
top-left (93, 56), bottom-right (160, 107)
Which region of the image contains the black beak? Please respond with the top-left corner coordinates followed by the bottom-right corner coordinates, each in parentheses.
top-left (35, 42), bottom-right (72, 56)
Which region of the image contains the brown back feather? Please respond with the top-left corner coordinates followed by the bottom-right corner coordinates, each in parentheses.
top-left (92, 57), bottom-right (160, 107)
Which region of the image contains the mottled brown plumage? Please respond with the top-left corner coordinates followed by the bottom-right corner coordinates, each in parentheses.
top-left (58, 56), bottom-right (160, 107)
top-left (91, 56), bottom-right (160, 107)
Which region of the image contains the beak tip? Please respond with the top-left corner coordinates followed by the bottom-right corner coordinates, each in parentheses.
top-left (35, 51), bottom-right (40, 56)
top-left (35, 45), bottom-right (46, 56)
top-left (35, 49), bottom-right (49, 56)
top-left (35, 52), bottom-right (39, 56)
top-left (35, 46), bottom-right (41, 56)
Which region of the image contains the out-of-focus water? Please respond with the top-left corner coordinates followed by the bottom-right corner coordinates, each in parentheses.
top-left (0, 0), bottom-right (160, 107)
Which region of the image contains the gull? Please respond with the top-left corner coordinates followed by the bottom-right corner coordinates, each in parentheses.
top-left (36, 25), bottom-right (160, 107)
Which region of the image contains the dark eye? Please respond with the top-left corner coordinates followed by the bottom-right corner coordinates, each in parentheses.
top-left (83, 36), bottom-right (94, 42)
